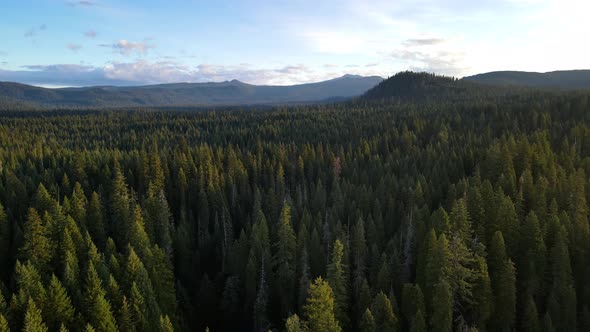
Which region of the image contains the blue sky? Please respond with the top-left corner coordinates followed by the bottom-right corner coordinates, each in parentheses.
top-left (0, 0), bottom-right (588, 87)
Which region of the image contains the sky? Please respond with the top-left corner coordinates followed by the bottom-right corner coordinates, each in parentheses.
top-left (0, 0), bottom-right (588, 87)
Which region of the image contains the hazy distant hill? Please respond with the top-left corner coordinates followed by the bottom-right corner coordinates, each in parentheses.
top-left (463, 70), bottom-right (590, 89)
top-left (0, 74), bottom-right (383, 108)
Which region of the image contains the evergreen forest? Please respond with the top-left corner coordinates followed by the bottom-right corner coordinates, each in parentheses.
top-left (0, 73), bottom-right (589, 331)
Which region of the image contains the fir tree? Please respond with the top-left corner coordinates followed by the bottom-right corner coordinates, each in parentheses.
top-left (44, 275), bottom-right (75, 331)
top-left (359, 308), bottom-right (376, 332)
top-left (23, 298), bottom-right (48, 332)
top-left (272, 201), bottom-right (296, 318)
top-left (371, 292), bottom-right (397, 332)
top-left (327, 239), bottom-right (348, 330)
top-left (84, 263), bottom-right (117, 332)
top-left (430, 281), bottom-right (452, 332)
top-left (20, 208), bottom-right (51, 273)
top-left (285, 314), bottom-right (305, 332)
top-left (303, 277), bottom-right (341, 332)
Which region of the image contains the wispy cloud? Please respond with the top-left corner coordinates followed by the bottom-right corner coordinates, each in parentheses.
top-left (275, 64), bottom-right (310, 75)
top-left (391, 49), bottom-right (467, 76)
top-left (67, 43), bottom-right (82, 52)
top-left (24, 24), bottom-right (47, 38)
top-left (67, 0), bottom-right (96, 7)
top-left (101, 40), bottom-right (155, 56)
top-left (22, 64), bottom-right (94, 72)
top-left (404, 38), bottom-right (445, 46)
top-left (84, 30), bottom-right (97, 38)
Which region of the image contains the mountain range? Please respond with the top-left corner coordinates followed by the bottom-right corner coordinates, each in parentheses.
top-left (463, 70), bottom-right (590, 89)
top-left (0, 74), bottom-right (383, 108)
top-left (2, 70), bottom-right (590, 109)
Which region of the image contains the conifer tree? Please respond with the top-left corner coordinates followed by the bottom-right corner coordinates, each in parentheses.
top-left (424, 233), bottom-right (450, 313)
top-left (518, 211), bottom-right (546, 297)
top-left (129, 205), bottom-right (152, 261)
top-left (20, 208), bottom-right (51, 273)
top-left (253, 262), bottom-right (269, 332)
top-left (84, 262), bottom-right (117, 332)
top-left (129, 282), bottom-right (146, 331)
top-left (86, 192), bottom-right (106, 249)
top-left (351, 218), bottom-right (367, 286)
top-left (111, 166), bottom-right (131, 249)
top-left (159, 315), bottom-right (174, 332)
top-left (547, 227), bottom-right (577, 331)
top-left (430, 281), bottom-right (452, 332)
top-left (471, 256), bottom-right (492, 327)
top-left (492, 259), bottom-right (516, 331)
top-left (117, 296), bottom-right (133, 332)
top-left (125, 248), bottom-right (160, 329)
top-left (402, 284), bottom-right (425, 330)
top-left (0, 203), bottom-right (9, 279)
top-left (521, 295), bottom-right (540, 332)
top-left (327, 239), bottom-right (348, 330)
top-left (272, 201), bottom-right (296, 317)
top-left (303, 277), bottom-right (341, 332)
top-left (23, 298), bottom-right (48, 332)
top-left (359, 308), bottom-right (376, 332)
top-left (371, 292), bottom-right (397, 332)
top-left (410, 310), bottom-right (426, 332)
top-left (69, 182), bottom-right (87, 228)
top-left (144, 190), bottom-right (173, 256)
top-left (0, 314), bottom-right (8, 332)
top-left (45, 275), bottom-right (75, 331)
top-left (285, 314), bottom-right (305, 332)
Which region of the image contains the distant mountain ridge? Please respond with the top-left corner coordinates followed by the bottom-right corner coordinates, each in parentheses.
top-left (0, 75), bottom-right (383, 108)
top-left (463, 70), bottom-right (590, 89)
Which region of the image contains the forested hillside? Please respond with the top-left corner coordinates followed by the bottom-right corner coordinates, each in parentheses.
top-left (0, 75), bottom-right (382, 108)
top-left (1, 74), bottom-right (590, 331)
top-left (464, 70), bottom-right (590, 90)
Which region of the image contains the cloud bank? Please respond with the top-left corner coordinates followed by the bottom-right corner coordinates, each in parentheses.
top-left (0, 60), bottom-right (362, 87)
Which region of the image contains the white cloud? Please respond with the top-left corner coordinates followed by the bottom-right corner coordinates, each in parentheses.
top-left (404, 38), bottom-right (445, 46)
top-left (0, 59), bottom-right (382, 87)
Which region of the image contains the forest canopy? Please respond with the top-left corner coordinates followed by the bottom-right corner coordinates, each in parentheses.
top-left (1, 73), bottom-right (590, 331)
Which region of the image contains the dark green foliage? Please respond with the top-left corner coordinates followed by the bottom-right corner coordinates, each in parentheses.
top-left (0, 83), bottom-right (589, 331)
top-left (430, 281), bottom-right (452, 332)
top-left (327, 239), bottom-right (348, 330)
top-left (45, 275), bottom-right (75, 331)
top-left (20, 208), bottom-right (51, 273)
top-left (359, 308), bottom-right (376, 332)
top-left (371, 292), bottom-right (398, 332)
